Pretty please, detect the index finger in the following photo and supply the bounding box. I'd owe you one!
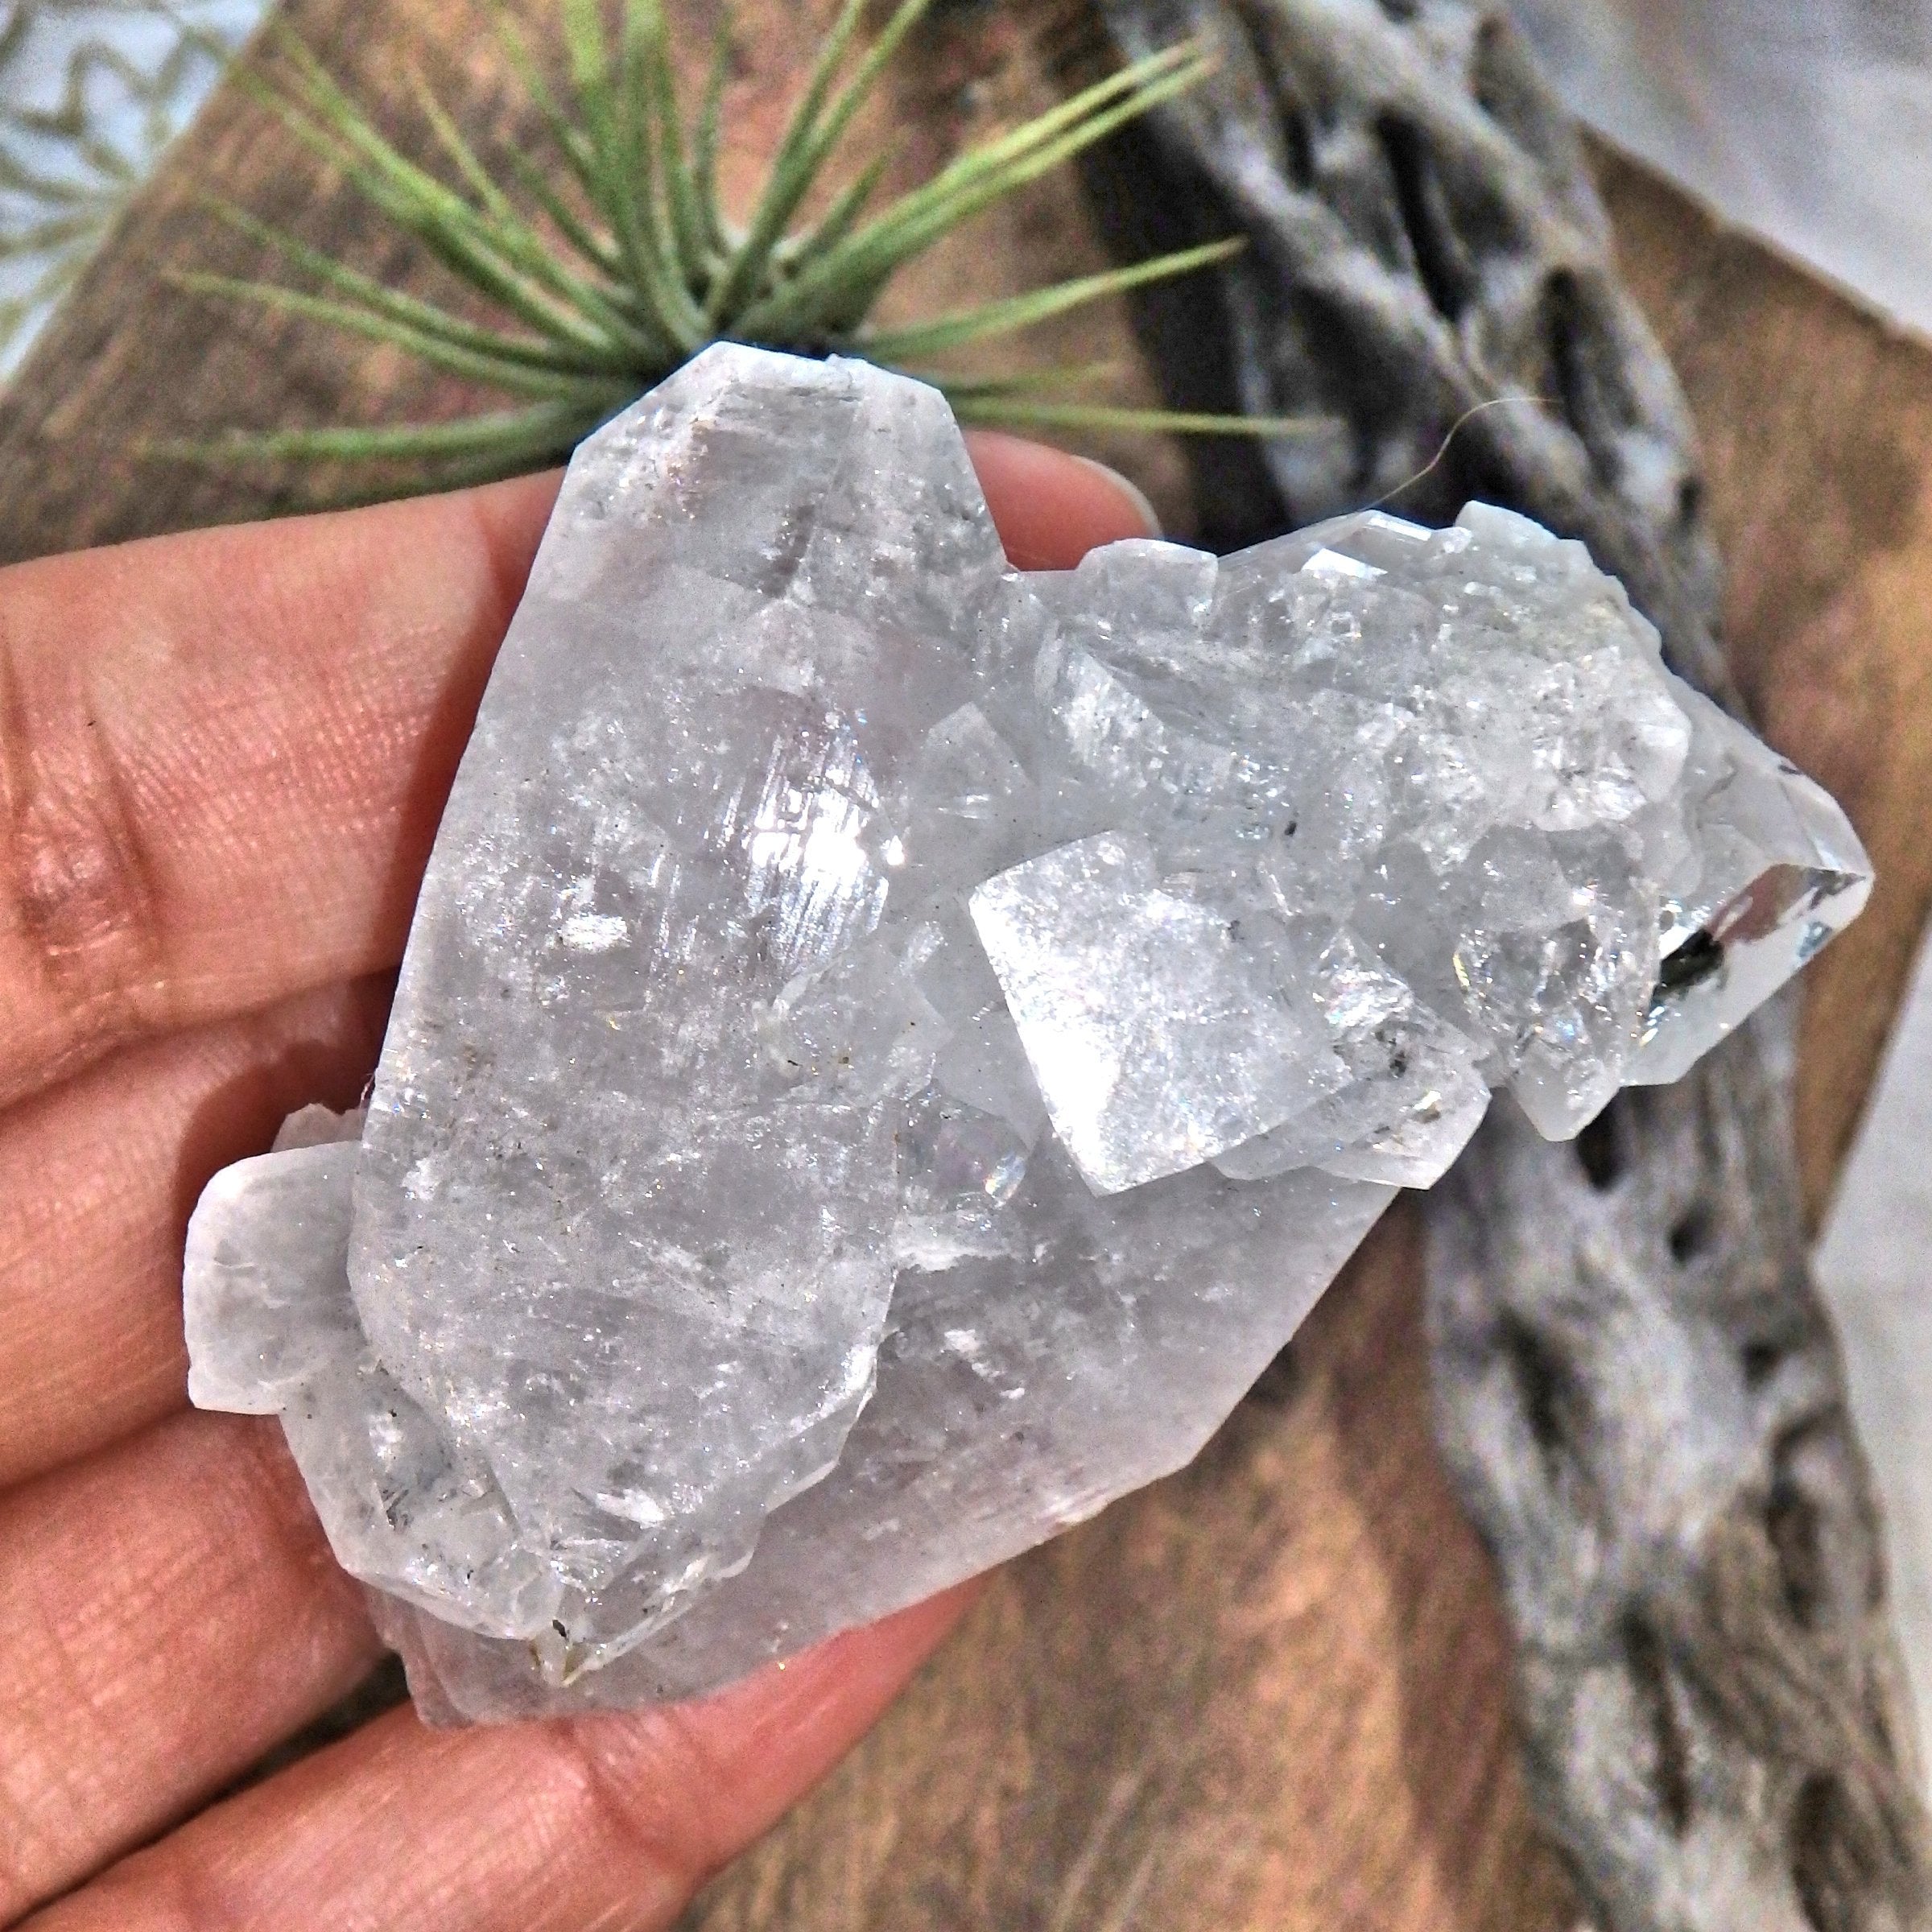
[0,470,556,1110]
[29,1581,980,1932]
[0,436,1154,1111]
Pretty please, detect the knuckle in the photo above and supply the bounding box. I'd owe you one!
[0,615,163,1048]
[553,1711,720,1895]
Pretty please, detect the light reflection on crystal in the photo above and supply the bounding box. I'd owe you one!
[740,720,889,974]
[1628,686,1872,1084]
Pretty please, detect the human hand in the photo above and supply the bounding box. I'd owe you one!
[0,433,1154,1930]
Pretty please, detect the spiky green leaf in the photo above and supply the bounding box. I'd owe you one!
[176,10,1304,491]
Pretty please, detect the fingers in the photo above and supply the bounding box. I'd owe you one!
[0,431,1154,1484]
[964,432,1162,568]
[0,441,1155,1113]
[27,1585,976,1932]
[0,472,559,1112]
[0,977,389,1488]
[0,1413,381,1922]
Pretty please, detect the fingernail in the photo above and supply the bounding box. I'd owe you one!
[1073,455,1163,538]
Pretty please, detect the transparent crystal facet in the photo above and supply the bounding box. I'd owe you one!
[181,346,1869,1721]
[1627,683,1872,1085]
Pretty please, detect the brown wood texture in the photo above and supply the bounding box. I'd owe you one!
[2,6,1928,1929]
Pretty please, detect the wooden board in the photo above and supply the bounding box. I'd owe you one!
[0,0,1193,554]
[3,6,1929,1927]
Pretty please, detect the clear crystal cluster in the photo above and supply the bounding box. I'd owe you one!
[183,345,1868,1722]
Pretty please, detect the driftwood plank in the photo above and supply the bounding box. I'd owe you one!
[2,4,1928,1927]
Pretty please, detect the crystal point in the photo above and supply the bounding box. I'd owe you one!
[1627,683,1872,1084]
[183,345,1869,1720]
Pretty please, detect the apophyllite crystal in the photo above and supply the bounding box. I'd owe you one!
[183,345,1869,1722]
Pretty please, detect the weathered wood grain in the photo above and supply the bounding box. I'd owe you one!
[3,4,1928,1927]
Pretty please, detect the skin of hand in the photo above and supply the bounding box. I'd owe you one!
[0,432,1156,1931]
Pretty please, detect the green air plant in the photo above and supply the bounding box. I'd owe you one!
[170,0,1305,489]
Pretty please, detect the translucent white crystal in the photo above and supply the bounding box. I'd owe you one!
[194,1133,1392,1717]
[1626,683,1872,1085]
[182,345,1869,1719]
[184,1138,360,1417]
[968,831,1341,1192]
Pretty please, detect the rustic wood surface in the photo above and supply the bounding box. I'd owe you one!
[0,0,1192,554]
[2,4,1928,1927]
